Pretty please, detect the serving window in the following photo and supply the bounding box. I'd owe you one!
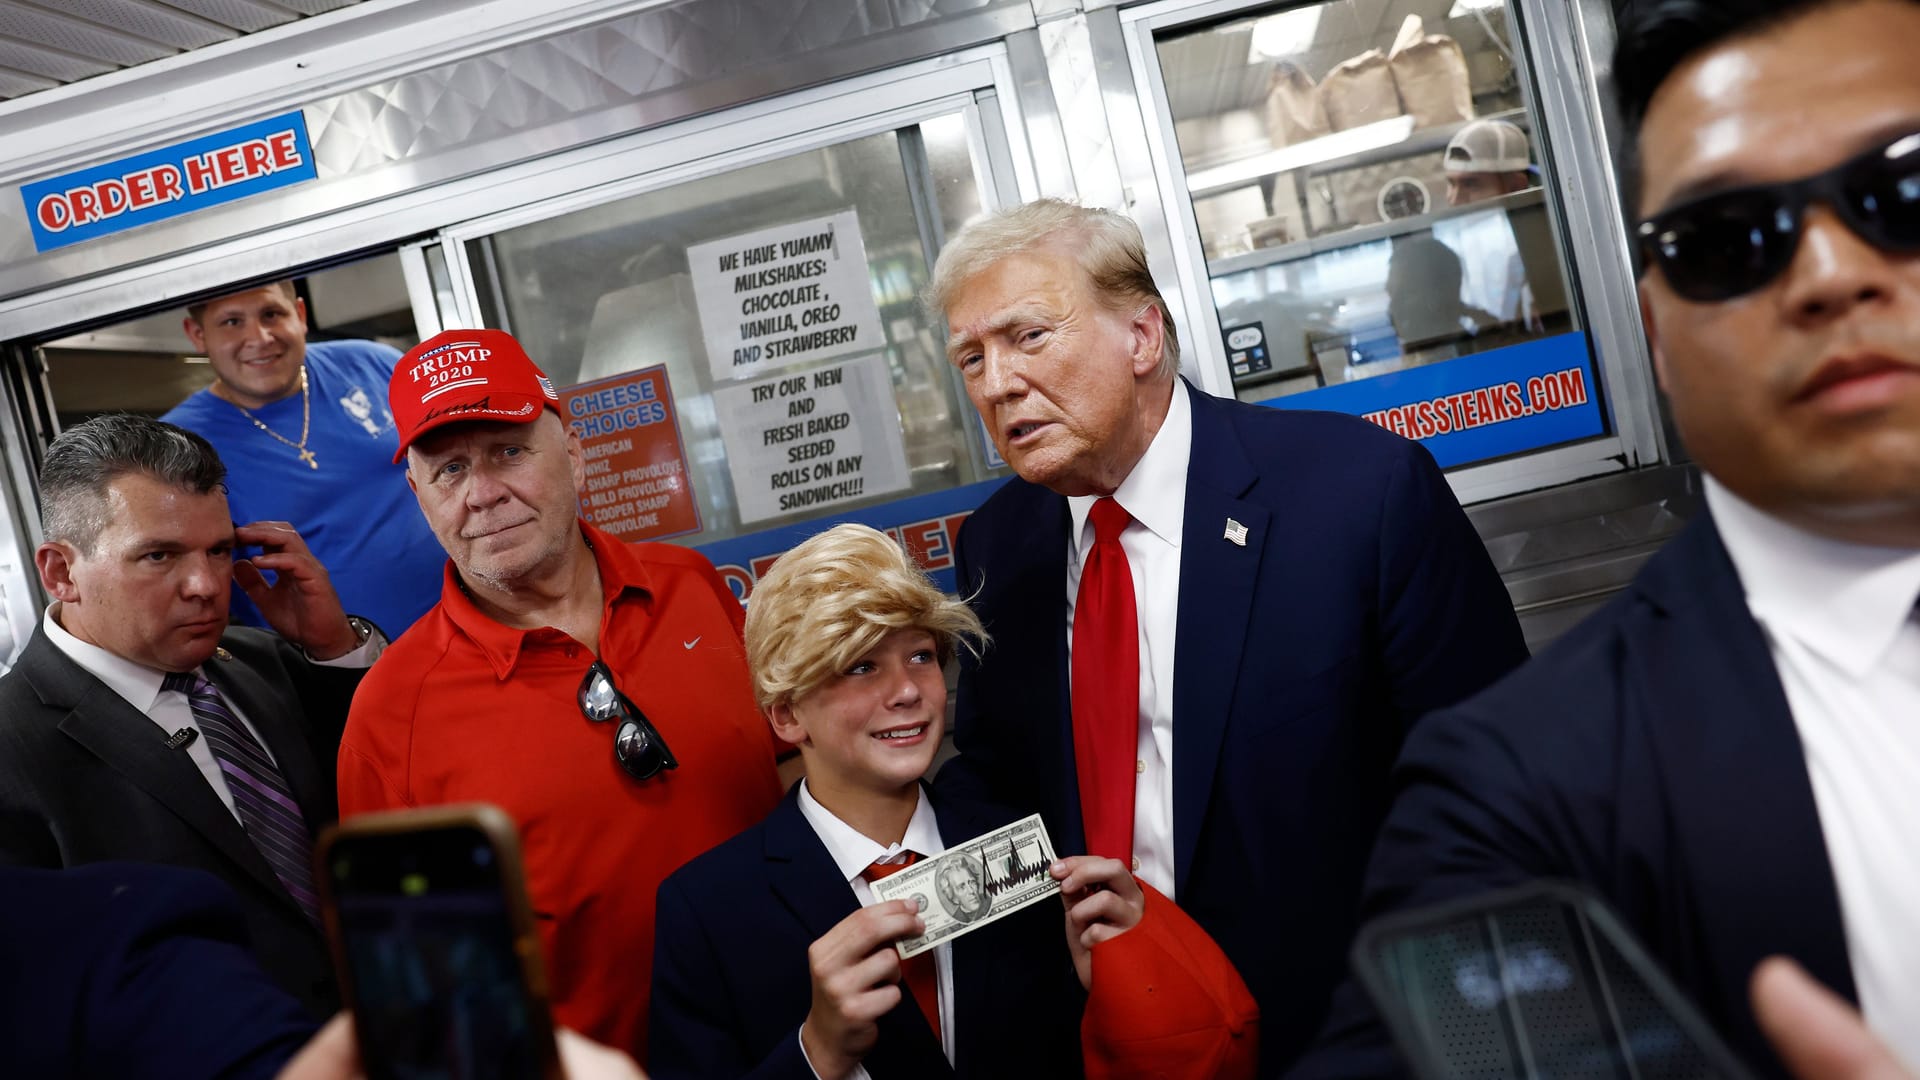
[439,60,1024,598]
[1139,0,1612,471]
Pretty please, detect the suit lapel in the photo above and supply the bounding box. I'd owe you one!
[22,632,292,905]
[204,647,329,829]
[984,486,1079,851]
[1629,516,1856,1019]
[1171,388,1267,895]
[763,790,954,1078]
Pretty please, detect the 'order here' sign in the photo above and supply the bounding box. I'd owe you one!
[21,111,318,253]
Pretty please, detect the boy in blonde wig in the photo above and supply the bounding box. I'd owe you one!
[650,524,1257,1080]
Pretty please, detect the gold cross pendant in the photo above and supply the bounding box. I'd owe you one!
[298,449,318,469]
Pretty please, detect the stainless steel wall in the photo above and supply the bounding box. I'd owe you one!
[0,0,1034,309]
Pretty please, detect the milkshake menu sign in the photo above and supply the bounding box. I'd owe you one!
[687,209,887,383]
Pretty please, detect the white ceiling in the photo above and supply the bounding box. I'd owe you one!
[0,0,369,100]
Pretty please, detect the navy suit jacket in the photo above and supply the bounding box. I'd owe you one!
[1292,511,1853,1079]
[0,861,317,1079]
[940,386,1529,1072]
[648,785,1083,1079]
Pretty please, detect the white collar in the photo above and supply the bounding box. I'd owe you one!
[1705,477,1920,678]
[797,779,946,886]
[1068,379,1191,558]
[42,602,182,712]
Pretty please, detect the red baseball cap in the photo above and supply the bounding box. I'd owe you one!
[389,328,561,463]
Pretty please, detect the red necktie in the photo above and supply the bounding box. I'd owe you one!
[1072,497,1138,864]
[862,852,941,1041]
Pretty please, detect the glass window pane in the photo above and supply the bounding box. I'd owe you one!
[472,119,995,553]
[1155,1,1608,469]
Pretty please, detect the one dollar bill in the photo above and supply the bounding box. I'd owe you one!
[868,813,1060,958]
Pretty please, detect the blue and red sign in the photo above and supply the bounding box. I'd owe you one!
[562,367,703,543]
[695,332,1607,601]
[697,478,1008,603]
[22,111,317,252]
[1265,332,1608,468]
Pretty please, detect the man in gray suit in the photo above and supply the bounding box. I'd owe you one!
[0,414,384,1017]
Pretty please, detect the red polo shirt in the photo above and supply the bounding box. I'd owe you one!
[338,520,783,1058]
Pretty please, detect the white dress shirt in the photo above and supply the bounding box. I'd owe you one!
[1065,379,1191,899]
[1707,478,1920,1066]
[796,781,955,1077]
[43,603,382,823]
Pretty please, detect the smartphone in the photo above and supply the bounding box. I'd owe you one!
[315,804,562,1080]
[1350,880,1758,1080]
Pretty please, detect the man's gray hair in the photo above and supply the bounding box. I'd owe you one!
[40,414,226,554]
[925,199,1181,381]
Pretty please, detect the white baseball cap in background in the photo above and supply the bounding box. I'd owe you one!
[1445,119,1534,174]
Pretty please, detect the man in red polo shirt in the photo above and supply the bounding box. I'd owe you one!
[338,328,784,1059]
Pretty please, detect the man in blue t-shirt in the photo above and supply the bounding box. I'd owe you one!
[164,281,445,639]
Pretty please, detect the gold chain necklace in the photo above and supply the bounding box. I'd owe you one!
[235,366,317,470]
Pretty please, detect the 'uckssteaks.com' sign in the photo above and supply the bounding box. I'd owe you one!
[687,209,887,383]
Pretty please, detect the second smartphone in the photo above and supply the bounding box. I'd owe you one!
[315,804,563,1080]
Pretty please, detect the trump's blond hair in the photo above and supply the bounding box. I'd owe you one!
[744,523,987,711]
[925,198,1181,380]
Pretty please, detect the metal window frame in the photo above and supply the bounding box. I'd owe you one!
[424,51,1030,544]
[433,49,1032,320]
[396,241,443,341]
[1105,0,1663,503]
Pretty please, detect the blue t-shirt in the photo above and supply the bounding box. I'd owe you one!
[163,339,446,639]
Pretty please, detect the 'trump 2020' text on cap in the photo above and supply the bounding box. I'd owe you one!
[389,328,561,463]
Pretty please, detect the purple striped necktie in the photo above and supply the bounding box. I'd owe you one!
[163,670,320,924]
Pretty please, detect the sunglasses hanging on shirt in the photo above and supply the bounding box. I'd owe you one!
[577,660,679,781]
[1636,130,1920,302]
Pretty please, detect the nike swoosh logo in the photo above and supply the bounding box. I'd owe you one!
[683,637,701,649]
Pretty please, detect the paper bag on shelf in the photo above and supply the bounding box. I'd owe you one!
[1387,14,1475,130]
[1263,61,1330,149]
[1318,49,1404,132]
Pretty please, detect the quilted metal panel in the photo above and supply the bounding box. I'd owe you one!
[303,0,1019,177]
[0,3,175,65]
[0,68,58,99]
[275,0,376,12]
[0,36,116,81]
[158,0,301,34]
[44,0,237,49]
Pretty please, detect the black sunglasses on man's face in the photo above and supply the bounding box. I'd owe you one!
[1636,130,1920,303]
[577,660,678,781]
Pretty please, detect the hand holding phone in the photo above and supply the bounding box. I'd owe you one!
[1752,958,1914,1080]
[1350,881,1757,1080]
[315,805,563,1080]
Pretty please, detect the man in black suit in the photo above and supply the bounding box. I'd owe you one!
[927,200,1527,1074]
[1294,1,1920,1075]
[0,414,383,1016]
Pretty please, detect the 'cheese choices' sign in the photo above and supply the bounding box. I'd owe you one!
[22,111,318,252]
[562,367,703,542]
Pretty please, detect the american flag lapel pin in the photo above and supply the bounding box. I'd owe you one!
[1224,518,1248,547]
